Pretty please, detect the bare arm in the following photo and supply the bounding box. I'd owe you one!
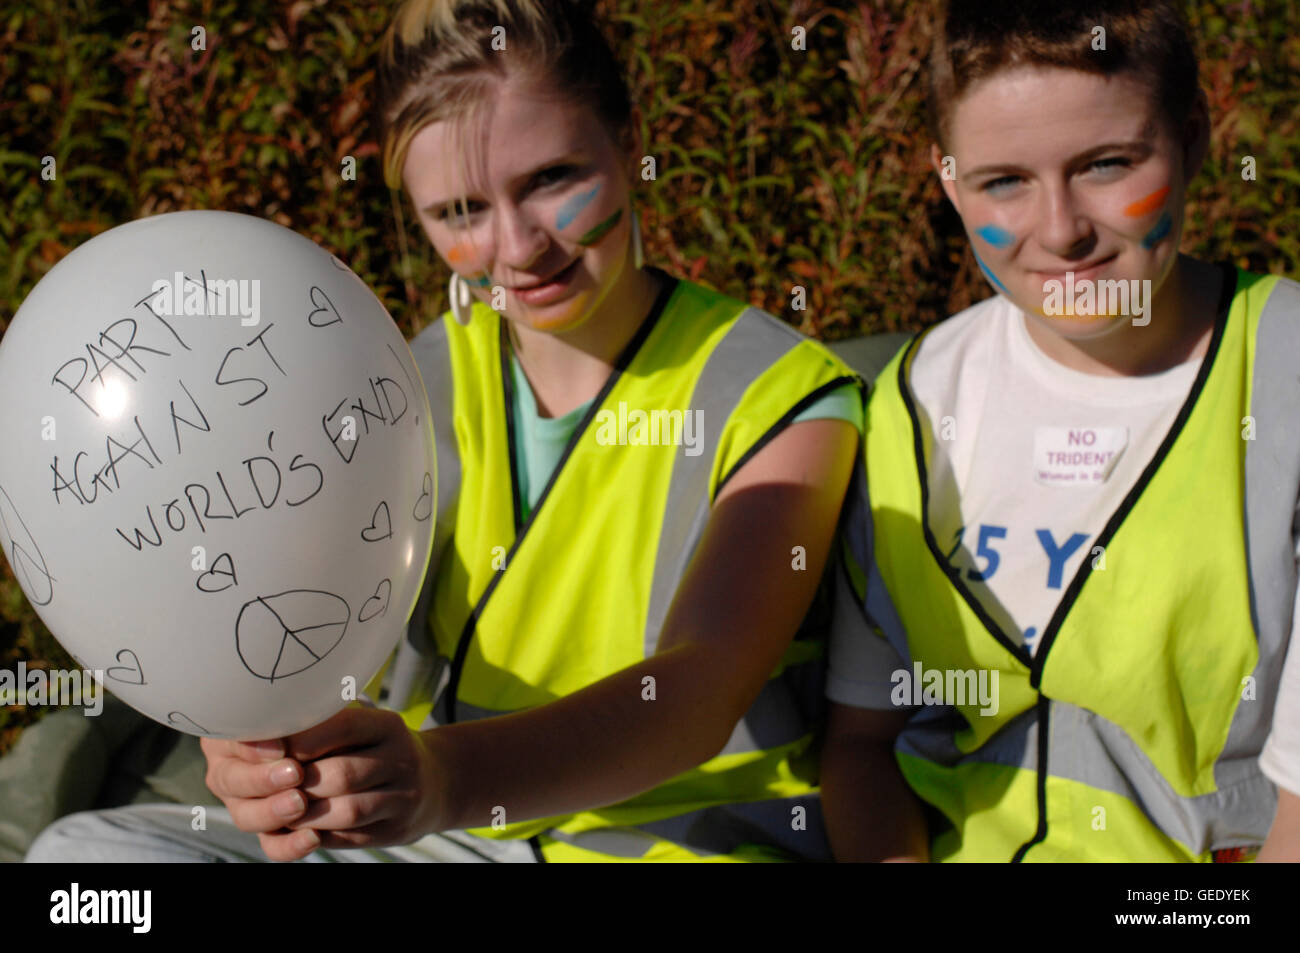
[821,701,929,862]
[1257,784,1300,862]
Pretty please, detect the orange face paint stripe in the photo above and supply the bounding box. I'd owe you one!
[1124,186,1170,218]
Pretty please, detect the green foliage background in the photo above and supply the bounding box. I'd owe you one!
[1,0,1298,753]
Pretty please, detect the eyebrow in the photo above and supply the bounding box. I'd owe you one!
[420,151,587,218]
[961,140,1153,182]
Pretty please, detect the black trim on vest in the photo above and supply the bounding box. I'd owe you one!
[714,374,863,499]
[897,336,1031,663]
[499,320,524,534]
[528,834,547,863]
[442,266,680,724]
[1011,694,1052,862]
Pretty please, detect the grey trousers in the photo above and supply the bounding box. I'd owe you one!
[23,804,538,863]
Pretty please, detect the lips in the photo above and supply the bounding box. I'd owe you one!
[1035,254,1117,282]
[512,260,578,290]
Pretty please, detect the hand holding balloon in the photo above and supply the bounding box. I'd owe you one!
[201,706,447,861]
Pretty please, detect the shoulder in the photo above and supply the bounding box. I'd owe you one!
[667,273,816,355]
[912,293,1008,373]
[1241,269,1300,316]
[898,293,1010,415]
[652,271,859,400]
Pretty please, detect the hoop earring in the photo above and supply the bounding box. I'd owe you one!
[449,272,473,325]
[631,209,644,270]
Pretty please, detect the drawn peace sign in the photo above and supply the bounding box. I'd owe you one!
[235,589,350,684]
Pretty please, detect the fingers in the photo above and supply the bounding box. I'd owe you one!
[255,791,412,860]
[258,828,321,863]
[203,745,313,834]
[200,735,286,764]
[223,785,316,835]
[285,707,394,761]
[286,790,400,832]
[258,821,412,861]
[207,751,305,802]
[297,750,392,799]
[209,709,430,853]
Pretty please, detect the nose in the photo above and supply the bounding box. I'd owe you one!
[1034,178,1095,260]
[493,201,550,275]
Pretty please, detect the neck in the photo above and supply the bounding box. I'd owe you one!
[1022,255,1223,377]
[507,262,665,417]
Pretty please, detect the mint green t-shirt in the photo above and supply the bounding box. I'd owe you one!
[509,353,862,521]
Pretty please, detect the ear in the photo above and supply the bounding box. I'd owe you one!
[1181,89,1211,183]
[930,142,960,213]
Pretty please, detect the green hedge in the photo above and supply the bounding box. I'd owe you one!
[2,0,1298,753]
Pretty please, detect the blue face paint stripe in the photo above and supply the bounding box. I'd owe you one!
[556,185,601,231]
[1140,211,1173,250]
[466,275,491,288]
[974,250,1010,295]
[976,224,1015,248]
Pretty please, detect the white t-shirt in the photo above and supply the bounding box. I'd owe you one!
[912,295,1200,654]
[829,292,1300,798]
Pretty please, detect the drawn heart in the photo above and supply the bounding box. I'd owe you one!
[105,649,146,685]
[307,285,342,327]
[197,552,238,593]
[362,501,392,542]
[358,579,392,623]
[413,472,433,522]
[167,711,209,735]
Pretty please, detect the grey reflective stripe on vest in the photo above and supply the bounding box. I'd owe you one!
[384,317,461,713]
[641,305,805,656]
[831,333,916,675]
[1229,277,1300,771]
[641,306,827,758]
[544,792,829,860]
[836,454,915,674]
[899,699,1276,855]
[1054,702,1275,853]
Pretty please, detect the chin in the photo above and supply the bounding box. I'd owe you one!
[1024,309,1131,342]
[512,296,592,333]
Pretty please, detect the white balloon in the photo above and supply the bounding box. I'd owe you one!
[0,211,436,740]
